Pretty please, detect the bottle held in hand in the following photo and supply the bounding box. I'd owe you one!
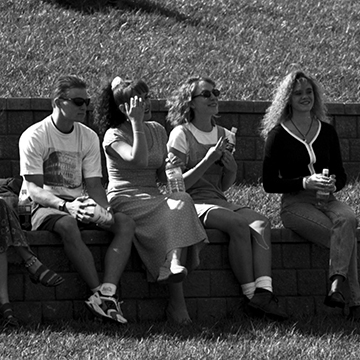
[165,157,185,194]
[18,188,32,230]
[83,198,114,228]
[315,168,330,210]
[217,126,238,166]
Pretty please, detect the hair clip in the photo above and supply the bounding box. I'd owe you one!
[111,76,123,90]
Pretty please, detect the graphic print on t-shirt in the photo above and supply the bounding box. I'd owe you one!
[43,149,82,189]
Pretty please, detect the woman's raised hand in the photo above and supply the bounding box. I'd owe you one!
[124,95,145,124]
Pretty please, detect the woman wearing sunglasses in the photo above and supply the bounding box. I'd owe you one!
[166,76,287,321]
[94,77,208,324]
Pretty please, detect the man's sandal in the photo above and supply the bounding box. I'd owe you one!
[0,303,20,328]
[25,256,64,287]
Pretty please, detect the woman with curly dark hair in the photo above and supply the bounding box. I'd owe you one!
[94,76,208,324]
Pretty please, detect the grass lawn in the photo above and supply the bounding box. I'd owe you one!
[1,315,360,359]
[2,0,360,358]
[1,0,360,102]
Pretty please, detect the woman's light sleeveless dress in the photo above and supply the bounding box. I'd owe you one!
[103,121,208,281]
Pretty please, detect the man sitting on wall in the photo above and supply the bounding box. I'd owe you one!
[19,75,135,324]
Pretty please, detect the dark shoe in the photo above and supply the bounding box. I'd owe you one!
[0,303,20,328]
[248,289,288,321]
[348,306,360,321]
[324,291,346,309]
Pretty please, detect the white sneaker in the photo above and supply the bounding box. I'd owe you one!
[85,291,127,324]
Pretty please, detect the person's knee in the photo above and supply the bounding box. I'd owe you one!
[229,216,249,238]
[53,216,81,241]
[112,212,135,237]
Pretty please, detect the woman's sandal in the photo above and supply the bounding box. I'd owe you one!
[0,303,20,328]
[25,256,64,287]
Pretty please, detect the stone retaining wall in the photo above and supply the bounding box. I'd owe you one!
[8,228,350,324]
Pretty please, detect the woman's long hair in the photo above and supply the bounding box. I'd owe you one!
[260,70,329,140]
[166,76,217,127]
[94,77,149,136]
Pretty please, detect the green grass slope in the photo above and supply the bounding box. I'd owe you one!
[1,0,359,101]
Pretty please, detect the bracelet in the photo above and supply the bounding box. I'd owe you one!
[24,255,37,268]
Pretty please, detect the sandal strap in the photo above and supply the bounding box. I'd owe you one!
[0,303,13,315]
[31,264,64,287]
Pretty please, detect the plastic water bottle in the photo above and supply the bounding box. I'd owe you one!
[165,161,185,193]
[315,168,330,210]
[18,189,32,230]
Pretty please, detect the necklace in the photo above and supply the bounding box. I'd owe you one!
[290,116,313,143]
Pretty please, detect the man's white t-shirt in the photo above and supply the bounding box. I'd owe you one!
[19,116,102,200]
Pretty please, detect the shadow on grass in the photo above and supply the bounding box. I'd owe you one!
[41,0,224,32]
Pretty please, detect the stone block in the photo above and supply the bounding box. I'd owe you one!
[56,273,88,300]
[0,135,19,159]
[7,98,31,110]
[271,244,282,269]
[43,301,73,322]
[7,111,34,134]
[0,160,12,178]
[183,270,211,297]
[198,244,223,270]
[30,98,52,110]
[327,103,345,115]
[334,115,357,138]
[311,245,329,269]
[286,296,315,317]
[237,138,256,160]
[14,301,42,323]
[349,139,360,161]
[120,298,137,322]
[137,299,167,321]
[0,110,7,134]
[37,245,71,272]
[340,139,350,161]
[210,270,240,297]
[8,274,24,301]
[25,276,57,301]
[121,271,150,299]
[238,113,262,136]
[243,161,262,183]
[344,103,360,115]
[282,243,311,268]
[272,269,297,296]
[256,137,265,160]
[297,269,327,296]
[196,298,227,322]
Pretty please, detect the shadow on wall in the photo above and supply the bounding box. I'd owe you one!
[41,0,224,31]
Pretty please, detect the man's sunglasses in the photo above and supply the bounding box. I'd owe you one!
[59,97,91,106]
[192,89,220,99]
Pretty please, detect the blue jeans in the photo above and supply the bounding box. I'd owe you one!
[280,190,360,307]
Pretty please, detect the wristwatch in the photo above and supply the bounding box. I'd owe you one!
[58,200,67,212]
